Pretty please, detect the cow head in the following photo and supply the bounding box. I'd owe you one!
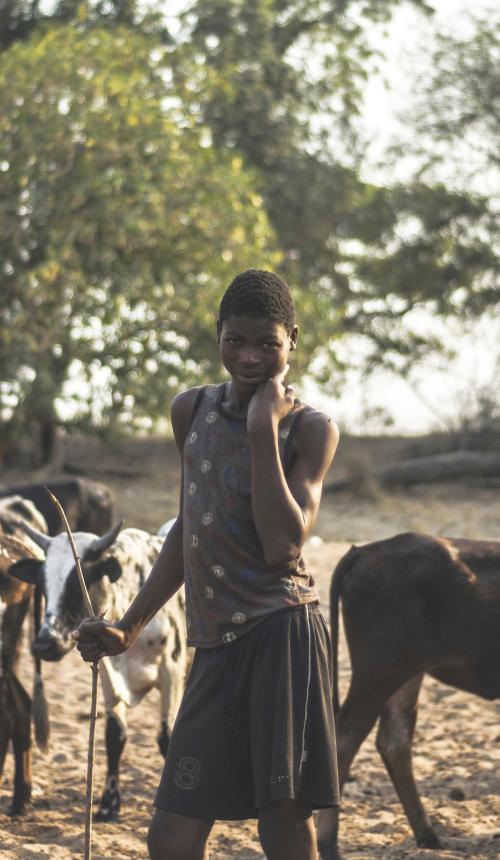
[9,520,124,661]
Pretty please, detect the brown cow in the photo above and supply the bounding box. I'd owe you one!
[0,497,49,815]
[0,478,115,536]
[316,532,500,860]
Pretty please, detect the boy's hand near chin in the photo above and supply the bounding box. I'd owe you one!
[247,364,295,433]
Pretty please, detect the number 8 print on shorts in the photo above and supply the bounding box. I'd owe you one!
[174,757,202,790]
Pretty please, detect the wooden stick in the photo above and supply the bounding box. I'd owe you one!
[46,490,93,616]
[46,488,97,860]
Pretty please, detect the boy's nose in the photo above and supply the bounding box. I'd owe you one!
[240,349,260,366]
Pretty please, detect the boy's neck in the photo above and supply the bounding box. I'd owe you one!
[223,381,254,417]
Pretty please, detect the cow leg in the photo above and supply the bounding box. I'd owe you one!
[1,600,33,817]
[0,600,9,783]
[157,716,169,759]
[95,701,127,822]
[8,675,32,816]
[0,678,12,783]
[157,643,186,758]
[376,674,440,849]
[0,597,11,786]
[317,673,410,860]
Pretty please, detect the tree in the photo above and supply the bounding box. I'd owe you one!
[3,2,497,452]
[170,2,498,384]
[346,181,498,371]
[0,25,277,460]
[0,0,169,50]
[396,9,499,184]
[350,9,499,371]
[169,0,442,377]
[0,1,42,49]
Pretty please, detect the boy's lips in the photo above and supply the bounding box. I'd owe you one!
[236,372,263,384]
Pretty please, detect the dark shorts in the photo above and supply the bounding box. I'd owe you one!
[155,603,340,820]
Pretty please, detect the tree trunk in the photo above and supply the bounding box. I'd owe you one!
[1,359,67,468]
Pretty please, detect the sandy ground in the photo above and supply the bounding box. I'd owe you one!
[1,435,500,859]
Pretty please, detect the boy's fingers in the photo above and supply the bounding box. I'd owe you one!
[272,364,290,386]
[75,636,106,659]
[71,618,105,641]
[79,648,103,663]
[77,642,100,656]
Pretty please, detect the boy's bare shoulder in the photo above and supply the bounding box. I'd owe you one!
[171,386,204,416]
[295,406,339,464]
[171,386,206,444]
[298,405,339,438]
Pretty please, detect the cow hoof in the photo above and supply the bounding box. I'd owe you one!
[94,807,120,822]
[417,829,442,849]
[157,722,170,758]
[96,783,120,822]
[7,801,30,817]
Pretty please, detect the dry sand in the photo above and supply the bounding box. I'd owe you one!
[1,437,499,858]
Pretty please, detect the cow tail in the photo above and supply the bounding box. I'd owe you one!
[32,583,50,751]
[329,546,356,715]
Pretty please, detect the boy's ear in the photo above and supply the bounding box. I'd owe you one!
[289,325,299,351]
[216,319,221,343]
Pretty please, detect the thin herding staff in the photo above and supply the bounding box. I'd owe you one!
[46,488,99,860]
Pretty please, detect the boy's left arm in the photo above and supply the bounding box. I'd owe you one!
[248,369,339,568]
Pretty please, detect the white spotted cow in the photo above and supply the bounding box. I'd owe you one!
[9,520,188,821]
[157,518,177,537]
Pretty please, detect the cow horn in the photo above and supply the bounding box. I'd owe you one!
[87,519,124,556]
[20,521,53,552]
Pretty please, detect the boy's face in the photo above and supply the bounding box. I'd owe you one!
[217,315,298,391]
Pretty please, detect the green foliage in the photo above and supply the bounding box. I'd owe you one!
[0,0,170,50]
[355,9,500,370]
[398,10,500,182]
[0,25,277,436]
[176,1,498,373]
[172,0,409,374]
[0,1,41,49]
[1,1,497,448]
[354,183,498,313]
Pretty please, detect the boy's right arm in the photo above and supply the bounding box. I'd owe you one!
[72,388,201,663]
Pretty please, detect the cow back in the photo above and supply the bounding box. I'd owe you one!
[0,479,115,536]
[87,528,165,621]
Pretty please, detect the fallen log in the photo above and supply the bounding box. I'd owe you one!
[327,450,500,491]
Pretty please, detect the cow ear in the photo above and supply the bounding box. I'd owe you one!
[9,558,43,585]
[87,557,123,584]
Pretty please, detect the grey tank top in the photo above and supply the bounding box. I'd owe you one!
[182,383,319,647]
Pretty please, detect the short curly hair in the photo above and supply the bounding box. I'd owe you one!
[218,269,296,334]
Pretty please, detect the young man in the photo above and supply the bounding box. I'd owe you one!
[73,269,340,860]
